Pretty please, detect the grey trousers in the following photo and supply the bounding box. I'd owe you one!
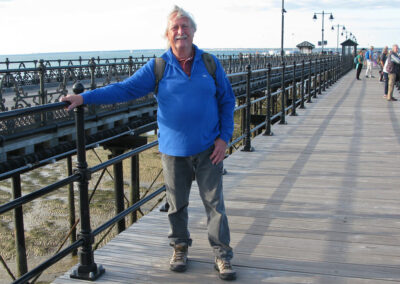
[162,146,233,260]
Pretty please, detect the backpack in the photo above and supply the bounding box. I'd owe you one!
[386,52,400,74]
[354,56,358,65]
[154,53,217,95]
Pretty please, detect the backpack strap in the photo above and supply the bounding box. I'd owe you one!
[154,57,166,95]
[154,53,217,95]
[201,53,217,84]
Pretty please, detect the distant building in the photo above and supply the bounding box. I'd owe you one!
[340,39,358,57]
[296,41,315,54]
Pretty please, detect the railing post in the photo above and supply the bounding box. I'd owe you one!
[328,57,332,87]
[280,62,287,124]
[130,155,140,224]
[300,60,305,109]
[322,58,326,92]
[67,156,77,256]
[291,61,297,116]
[70,82,105,280]
[242,65,254,152]
[38,59,48,123]
[128,56,134,76]
[318,59,322,95]
[12,174,28,277]
[89,58,97,91]
[78,56,83,80]
[313,59,318,98]
[263,63,273,136]
[336,56,339,82]
[109,149,126,233]
[307,59,312,103]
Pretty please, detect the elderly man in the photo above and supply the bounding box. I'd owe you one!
[365,46,375,78]
[61,5,236,281]
[385,44,400,101]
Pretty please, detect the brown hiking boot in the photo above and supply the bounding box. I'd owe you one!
[215,257,236,281]
[169,243,188,272]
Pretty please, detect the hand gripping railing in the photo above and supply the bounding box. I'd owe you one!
[0,82,166,283]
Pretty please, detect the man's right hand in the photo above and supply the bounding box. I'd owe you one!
[60,94,83,111]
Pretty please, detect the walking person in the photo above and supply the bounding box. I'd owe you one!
[365,46,374,78]
[356,50,364,80]
[381,46,390,98]
[379,46,388,82]
[60,5,237,281]
[384,44,400,101]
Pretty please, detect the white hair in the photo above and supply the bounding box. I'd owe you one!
[165,5,197,38]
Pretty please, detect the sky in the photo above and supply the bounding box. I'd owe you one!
[1,0,400,55]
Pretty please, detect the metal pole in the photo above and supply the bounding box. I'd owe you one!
[242,65,254,152]
[70,82,104,280]
[12,174,28,277]
[319,59,322,94]
[128,56,133,76]
[313,59,318,99]
[67,156,77,256]
[336,26,339,53]
[321,11,325,53]
[291,61,297,116]
[110,149,126,233]
[263,63,273,136]
[130,155,140,224]
[300,60,305,109]
[281,0,285,57]
[280,62,287,124]
[38,59,48,124]
[307,59,313,103]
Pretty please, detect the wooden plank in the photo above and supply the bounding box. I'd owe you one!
[53,72,400,283]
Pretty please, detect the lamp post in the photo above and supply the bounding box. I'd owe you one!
[331,24,345,53]
[281,0,287,57]
[313,11,334,53]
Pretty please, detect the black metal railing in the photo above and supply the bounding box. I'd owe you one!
[0,54,353,284]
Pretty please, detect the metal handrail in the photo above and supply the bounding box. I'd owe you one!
[0,54,353,284]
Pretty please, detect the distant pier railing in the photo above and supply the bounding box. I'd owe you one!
[1,53,333,111]
[0,53,353,284]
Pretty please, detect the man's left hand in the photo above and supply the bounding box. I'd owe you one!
[210,138,227,165]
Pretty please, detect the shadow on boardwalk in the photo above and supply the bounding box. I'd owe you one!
[54,71,400,283]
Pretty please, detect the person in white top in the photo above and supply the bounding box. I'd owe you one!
[365,46,374,78]
[384,44,400,101]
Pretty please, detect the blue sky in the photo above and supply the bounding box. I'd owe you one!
[1,0,399,55]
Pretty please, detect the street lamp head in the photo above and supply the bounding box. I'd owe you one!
[313,13,317,20]
[329,14,334,20]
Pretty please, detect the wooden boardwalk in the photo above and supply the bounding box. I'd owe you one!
[54,71,400,284]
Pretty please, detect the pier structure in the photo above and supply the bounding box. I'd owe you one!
[53,65,400,283]
[0,53,380,283]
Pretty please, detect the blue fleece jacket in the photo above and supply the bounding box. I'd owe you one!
[82,45,235,157]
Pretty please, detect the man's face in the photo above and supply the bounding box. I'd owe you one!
[167,14,194,55]
[394,45,399,53]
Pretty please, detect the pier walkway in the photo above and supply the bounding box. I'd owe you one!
[54,70,400,283]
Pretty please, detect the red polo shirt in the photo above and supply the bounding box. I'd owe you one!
[178,52,194,76]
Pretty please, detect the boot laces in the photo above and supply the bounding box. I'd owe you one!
[173,249,186,261]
